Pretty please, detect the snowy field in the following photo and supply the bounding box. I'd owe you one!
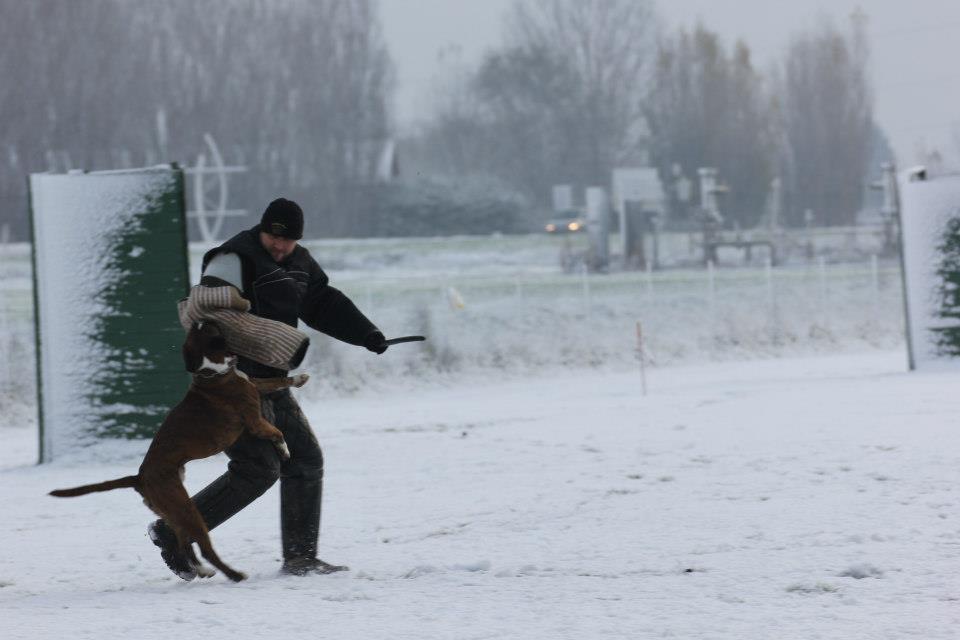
[0,231,944,638]
[2,349,959,639]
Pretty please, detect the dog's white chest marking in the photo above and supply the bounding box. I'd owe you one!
[200,356,231,375]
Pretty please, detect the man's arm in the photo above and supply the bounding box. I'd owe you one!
[299,258,386,352]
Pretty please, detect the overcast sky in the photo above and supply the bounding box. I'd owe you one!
[380,0,960,168]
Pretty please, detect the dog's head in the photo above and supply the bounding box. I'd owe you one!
[182,321,235,374]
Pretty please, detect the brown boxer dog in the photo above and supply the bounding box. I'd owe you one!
[50,321,308,582]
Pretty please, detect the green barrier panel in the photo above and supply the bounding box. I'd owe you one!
[28,166,190,461]
[899,172,960,371]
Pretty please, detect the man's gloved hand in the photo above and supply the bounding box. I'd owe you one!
[364,331,388,355]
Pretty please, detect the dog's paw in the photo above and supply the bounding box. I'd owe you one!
[195,563,216,579]
[291,373,309,387]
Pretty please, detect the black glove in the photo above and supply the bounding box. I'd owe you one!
[364,331,388,355]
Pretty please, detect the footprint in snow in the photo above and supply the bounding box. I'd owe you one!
[402,560,491,579]
[786,582,839,594]
[837,563,883,579]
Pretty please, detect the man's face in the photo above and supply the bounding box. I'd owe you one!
[259,231,298,263]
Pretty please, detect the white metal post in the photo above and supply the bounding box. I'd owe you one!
[707,260,716,340]
[818,256,827,326]
[645,259,653,297]
[0,229,8,394]
[765,254,774,309]
[581,262,591,315]
[765,254,776,342]
[636,321,648,396]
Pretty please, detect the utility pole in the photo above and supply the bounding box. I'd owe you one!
[879,162,900,255]
[699,168,726,265]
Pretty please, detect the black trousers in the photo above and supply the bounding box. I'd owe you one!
[189,388,325,560]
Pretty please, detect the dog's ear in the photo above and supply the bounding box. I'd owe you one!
[182,329,203,373]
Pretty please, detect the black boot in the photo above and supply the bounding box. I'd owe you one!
[147,520,197,581]
[281,557,348,576]
[279,476,347,576]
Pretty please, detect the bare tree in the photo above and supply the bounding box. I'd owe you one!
[645,25,776,227]
[504,0,657,191]
[412,51,494,178]
[470,45,579,201]
[776,14,873,227]
[405,0,656,208]
[0,0,394,239]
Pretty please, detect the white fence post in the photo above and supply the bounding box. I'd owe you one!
[817,256,827,327]
[765,255,774,309]
[765,255,775,339]
[581,263,592,315]
[707,260,717,339]
[0,229,8,395]
[636,321,648,396]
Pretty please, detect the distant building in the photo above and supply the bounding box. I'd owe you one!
[611,167,666,220]
[611,167,667,268]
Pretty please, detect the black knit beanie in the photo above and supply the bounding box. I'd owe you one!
[260,198,304,239]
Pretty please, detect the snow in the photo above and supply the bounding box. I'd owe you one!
[2,350,958,639]
[0,214,947,637]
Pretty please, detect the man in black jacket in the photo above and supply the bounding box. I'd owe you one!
[149,198,388,579]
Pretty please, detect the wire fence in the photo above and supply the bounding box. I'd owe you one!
[0,237,906,413]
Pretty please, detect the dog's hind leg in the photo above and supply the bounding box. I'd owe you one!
[172,507,245,582]
[190,529,246,583]
[182,543,214,579]
[149,479,246,582]
[171,494,247,582]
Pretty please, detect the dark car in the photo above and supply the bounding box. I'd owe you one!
[544,210,587,234]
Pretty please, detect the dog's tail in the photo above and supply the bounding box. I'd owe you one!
[49,475,139,497]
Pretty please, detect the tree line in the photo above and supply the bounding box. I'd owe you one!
[0,0,392,240]
[405,0,892,230]
[1,0,892,240]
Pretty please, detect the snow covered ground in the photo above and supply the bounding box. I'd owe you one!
[2,349,958,639]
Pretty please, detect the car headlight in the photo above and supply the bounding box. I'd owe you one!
[546,223,557,232]
[567,221,581,231]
